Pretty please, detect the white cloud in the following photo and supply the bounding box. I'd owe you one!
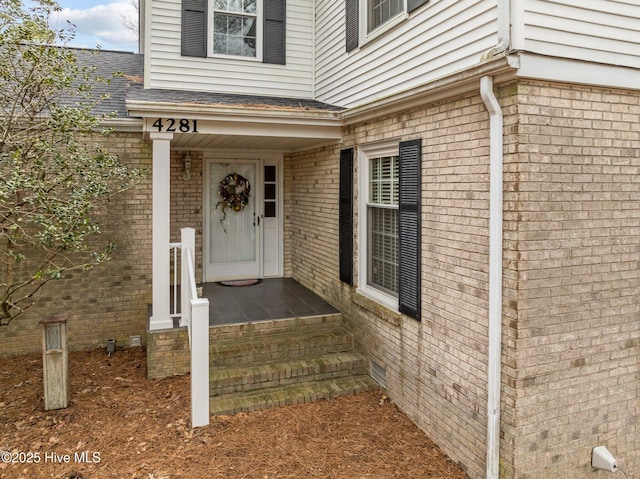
[51,2,138,51]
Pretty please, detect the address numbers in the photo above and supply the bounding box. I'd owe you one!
[152,118,198,133]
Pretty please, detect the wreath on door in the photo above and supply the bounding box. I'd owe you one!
[216,173,251,232]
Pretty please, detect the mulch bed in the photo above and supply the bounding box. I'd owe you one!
[0,348,469,479]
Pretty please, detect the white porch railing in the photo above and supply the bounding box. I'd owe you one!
[171,227,210,428]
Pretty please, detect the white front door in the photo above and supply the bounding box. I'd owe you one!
[206,159,260,282]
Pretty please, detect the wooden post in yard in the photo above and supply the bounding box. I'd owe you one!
[40,316,69,410]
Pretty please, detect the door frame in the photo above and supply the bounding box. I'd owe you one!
[203,151,284,282]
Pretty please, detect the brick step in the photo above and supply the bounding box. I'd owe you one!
[210,326,354,366]
[210,351,367,396]
[210,375,379,416]
[209,313,344,341]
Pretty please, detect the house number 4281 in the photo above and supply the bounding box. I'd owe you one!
[152,118,198,133]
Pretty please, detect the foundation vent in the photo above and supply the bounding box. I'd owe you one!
[370,360,387,388]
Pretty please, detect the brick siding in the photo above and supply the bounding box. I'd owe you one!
[286,80,639,479]
[170,151,204,280]
[0,132,152,357]
[505,81,640,478]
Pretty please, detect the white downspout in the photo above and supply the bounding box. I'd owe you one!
[481,75,503,479]
[481,2,510,477]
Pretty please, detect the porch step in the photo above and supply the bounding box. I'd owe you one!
[209,326,355,366]
[210,375,379,416]
[208,313,344,341]
[210,351,367,396]
[208,314,379,416]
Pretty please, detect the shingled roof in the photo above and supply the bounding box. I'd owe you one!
[72,48,143,119]
[126,84,344,112]
[71,48,343,118]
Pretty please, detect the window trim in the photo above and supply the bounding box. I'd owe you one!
[208,0,264,60]
[357,140,400,312]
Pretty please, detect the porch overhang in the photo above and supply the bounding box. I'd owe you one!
[126,88,344,152]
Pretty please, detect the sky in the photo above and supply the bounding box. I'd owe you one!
[49,0,139,53]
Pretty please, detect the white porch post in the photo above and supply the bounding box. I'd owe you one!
[191,297,210,427]
[149,132,174,331]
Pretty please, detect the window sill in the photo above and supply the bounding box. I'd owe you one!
[208,53,261,62]
[353,289,402,327]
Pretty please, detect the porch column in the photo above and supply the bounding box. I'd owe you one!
[149,132,174,331]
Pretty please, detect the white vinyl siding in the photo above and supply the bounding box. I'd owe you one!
[146,0,314,98]
[512,0,640,69]
[315,0,497,108]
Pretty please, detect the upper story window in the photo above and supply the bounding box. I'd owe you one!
[345,0,429,51]
[368,0,403,33]
[181,0,286,65]
[213,0,258,57]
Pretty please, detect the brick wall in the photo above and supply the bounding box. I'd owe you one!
[170,151,204,280]
[287,91,499,479]
[284,146,342,301]
[0,132,153,357]
[146,328,190,379]
[505,81,640,478]
[286,80,640,479]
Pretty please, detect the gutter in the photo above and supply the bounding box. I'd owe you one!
[100,117,144,132]
[342,56,516,125]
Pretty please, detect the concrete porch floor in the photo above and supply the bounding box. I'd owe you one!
[191,278,339,326]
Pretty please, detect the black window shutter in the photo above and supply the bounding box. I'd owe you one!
[264,0,286,64]
[398,139,421,320]
[345,0,358,52]
[339,148,354,285]
[182,0,207,57]
[408,0,429,13]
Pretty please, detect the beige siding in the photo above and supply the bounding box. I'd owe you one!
[146,0,315,98]
[315,0,497,107]
[512,0,640,68]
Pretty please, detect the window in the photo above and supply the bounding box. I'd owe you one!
[349,140,421,320]
[357,142,400,309]
[367,0,403,33]
[368,155,399,295]
[181,0,285,64]
[213,0,258,57]
[345,0,429,51]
